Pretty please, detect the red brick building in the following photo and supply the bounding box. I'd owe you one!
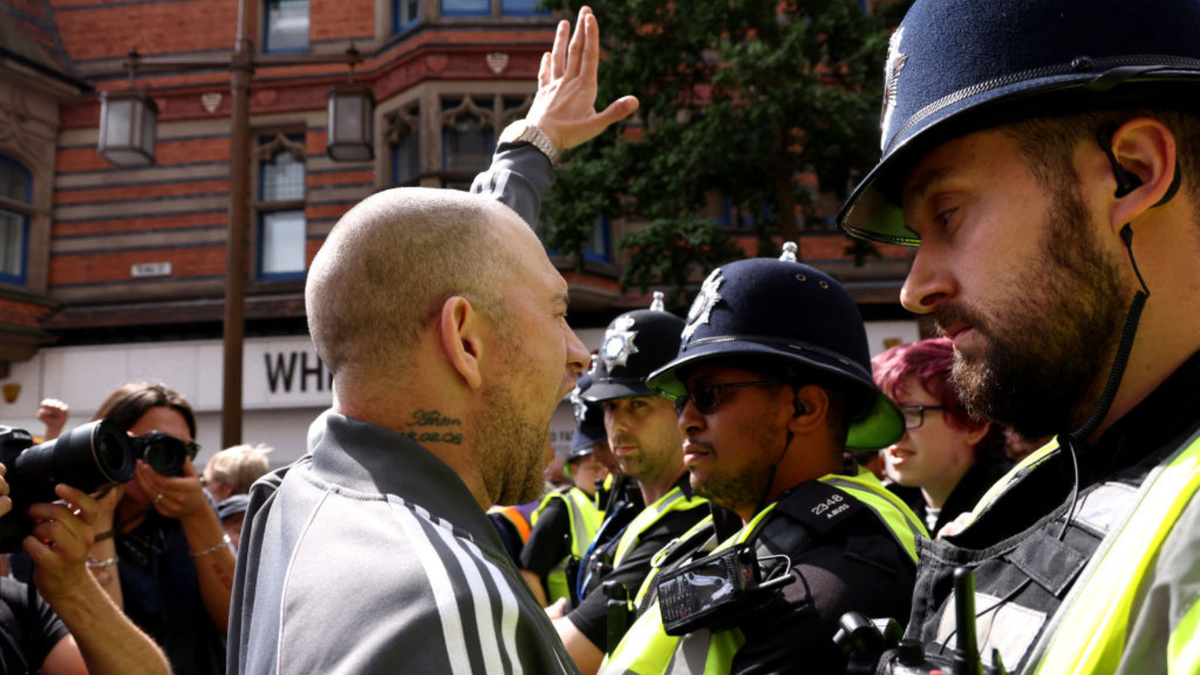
[0,0,918,462]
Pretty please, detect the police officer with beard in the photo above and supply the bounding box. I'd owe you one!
[837,0,1200,671]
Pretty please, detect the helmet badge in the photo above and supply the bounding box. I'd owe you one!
[602,316,639,369]
[682,268,725,344]
[570,385,588,423]
[881,26,908,144]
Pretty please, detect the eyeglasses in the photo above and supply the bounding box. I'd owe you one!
[674,380,786,416]
[898,404,949,430]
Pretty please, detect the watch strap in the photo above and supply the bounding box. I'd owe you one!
[504,121,560,165]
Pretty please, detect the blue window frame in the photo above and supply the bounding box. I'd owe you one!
[257,136,307,279]
[265,0,310,53]
[394,0,420,32]
[501,0,549,15]
[544,215,612,263]
[0,155,31,285]
[583,215,612,263]
[714,197,771,230]
[441,0,489,16]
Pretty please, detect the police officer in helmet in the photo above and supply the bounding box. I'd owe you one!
[549,295,715,675]
[600,246,925,674]
[839,0,1200,671]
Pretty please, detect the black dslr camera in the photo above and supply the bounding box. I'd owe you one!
[0,420,136,552]
[130,431,199,477]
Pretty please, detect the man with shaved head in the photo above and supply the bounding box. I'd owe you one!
[227,8,637,673]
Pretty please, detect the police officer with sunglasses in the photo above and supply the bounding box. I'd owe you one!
[598,246,927,675]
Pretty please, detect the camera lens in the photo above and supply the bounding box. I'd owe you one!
[10,419,136,505]
[141,432,188,477]
[93,421,135,481]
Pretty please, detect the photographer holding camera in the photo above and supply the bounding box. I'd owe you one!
[0,454,170,674]
[86,382,231,675]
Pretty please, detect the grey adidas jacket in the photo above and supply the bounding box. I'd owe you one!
[227,413,578,674]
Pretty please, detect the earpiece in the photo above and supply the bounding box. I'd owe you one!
[1096,125,1181,206]
[793,398,807,418]
[1097,126,1143,197]
[1112,167,1143,198]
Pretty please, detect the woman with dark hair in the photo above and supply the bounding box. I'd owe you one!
[86,382,230,675]
[872,339,1013,537]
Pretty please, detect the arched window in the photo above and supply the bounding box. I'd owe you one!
[441,97,496,175]
[440,94,531,190]
[256,134,308,279]
[387,104,421,185]
[0,155,32,285]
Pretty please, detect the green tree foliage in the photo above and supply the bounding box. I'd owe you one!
[541,0,911,294]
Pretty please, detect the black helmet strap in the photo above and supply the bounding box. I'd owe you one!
[751,385,801,519]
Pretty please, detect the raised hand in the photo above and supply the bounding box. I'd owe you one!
[527,6,639,151]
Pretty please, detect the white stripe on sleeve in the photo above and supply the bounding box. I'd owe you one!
[434,526,511,675]
[456,536,524,675]
[388,495,474,674]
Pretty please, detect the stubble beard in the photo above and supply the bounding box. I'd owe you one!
[943,181,1126,440]
[691,458,768,516]
[690,413,782,516]
[477,332,552,506]
[615,440,668,489]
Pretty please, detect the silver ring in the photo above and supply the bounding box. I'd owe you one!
[154,493,164,505]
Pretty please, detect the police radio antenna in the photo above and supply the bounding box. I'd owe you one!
[952,568,985,675]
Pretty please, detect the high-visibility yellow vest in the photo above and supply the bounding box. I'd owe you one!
[580,482,710,604]
[1020,431,1200,674]
[610,486,709,569]
[959,436,1061,529]
[530,487,603,603]
[600,469,926,675]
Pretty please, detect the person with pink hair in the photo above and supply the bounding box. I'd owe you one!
[872,338,1011,536]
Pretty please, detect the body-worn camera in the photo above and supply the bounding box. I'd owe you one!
[0,420,136,552]
[131,430,199,476]
[657,543,795,636]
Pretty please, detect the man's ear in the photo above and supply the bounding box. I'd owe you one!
[786,384,830,435]
[438,296,485,390]
[1105,118,1178,229]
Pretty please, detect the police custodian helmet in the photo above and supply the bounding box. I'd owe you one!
[583,293,686,403]
[837,0,1200,245]
[569,371,607,460]
[647,245,904,452]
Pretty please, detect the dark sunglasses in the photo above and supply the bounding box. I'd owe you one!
[674,380,787,416]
